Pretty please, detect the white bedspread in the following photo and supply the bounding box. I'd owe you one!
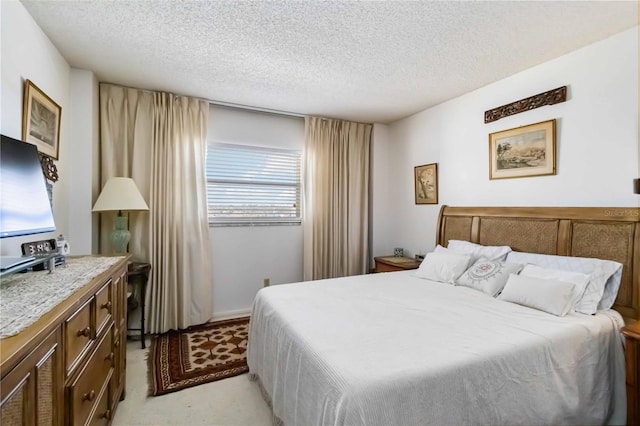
[247,271,627,426]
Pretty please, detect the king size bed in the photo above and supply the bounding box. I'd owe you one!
[247,206,640,425]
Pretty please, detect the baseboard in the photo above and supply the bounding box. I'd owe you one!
[210,308,251,322]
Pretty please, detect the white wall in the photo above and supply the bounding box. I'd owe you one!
[373,27,639,260]
[0,0,71,256]
[208,106,305,318]
[68,69,99,254]
[371,123,392,263]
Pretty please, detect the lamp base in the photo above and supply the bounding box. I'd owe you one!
[111,215,130,254]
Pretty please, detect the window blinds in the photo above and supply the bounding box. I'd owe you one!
[206,143,301,225]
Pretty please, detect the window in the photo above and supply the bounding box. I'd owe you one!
[206,143,301,226]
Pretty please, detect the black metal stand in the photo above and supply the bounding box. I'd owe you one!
[127,262,151,349]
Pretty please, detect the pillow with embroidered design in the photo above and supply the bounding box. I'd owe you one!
[456,259,524,297]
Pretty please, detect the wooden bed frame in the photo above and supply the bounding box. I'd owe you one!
[436,206,640,320]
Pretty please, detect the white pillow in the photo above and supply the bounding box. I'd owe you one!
[499,274,576,317]
[456,259,524,297]
[433,244,451,254]
[414,252,473,284]
[519,264,591,313]
[447,240,512,261]
[505,252,622,314]
[433,244,480,264]
[599,268,623,311]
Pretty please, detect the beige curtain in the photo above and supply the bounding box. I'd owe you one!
[303,117,372,280]
[99,84,213,333]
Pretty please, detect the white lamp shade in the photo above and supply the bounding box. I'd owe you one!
[92,177,149,212]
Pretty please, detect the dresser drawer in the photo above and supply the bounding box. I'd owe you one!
[65,298,94,376]
[88,374,112,426]
[375,262,402,272]
[95,280,113,337]
[68,328,113,426]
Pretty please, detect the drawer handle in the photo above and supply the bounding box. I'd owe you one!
[100,301,112,310]
[114,339,120,348]
[82,390,96,402]
[102,409,112,420]
[77,327,91,338]
[105,352,114,363]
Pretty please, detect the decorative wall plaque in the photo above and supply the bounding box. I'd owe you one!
[39,152,59,182]
[485,86,567,123]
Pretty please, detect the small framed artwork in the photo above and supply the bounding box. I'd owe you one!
[414,163,438,205]
[22,79,62,160]
[489,119,556,180]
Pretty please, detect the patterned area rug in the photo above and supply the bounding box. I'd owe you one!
[148,316,250,396]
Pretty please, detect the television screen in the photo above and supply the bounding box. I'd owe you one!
[0,134,56,238]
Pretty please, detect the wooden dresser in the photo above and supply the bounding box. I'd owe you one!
[0,256,129,425]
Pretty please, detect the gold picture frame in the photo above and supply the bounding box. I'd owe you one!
[22,79,61,160]
[414,163,438,204]
[489,119,556,180]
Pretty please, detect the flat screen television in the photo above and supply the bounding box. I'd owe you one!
[0,134,56,239]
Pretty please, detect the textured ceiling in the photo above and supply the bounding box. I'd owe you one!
[21,1,638,123]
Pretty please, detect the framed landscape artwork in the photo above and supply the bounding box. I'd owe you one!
[22,79,61,160]
[489,119,556,180]
[414,163,438,204]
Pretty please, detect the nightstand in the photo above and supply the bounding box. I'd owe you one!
[127,261,151,349]
[622,321,640,425]
[374,256,421,273]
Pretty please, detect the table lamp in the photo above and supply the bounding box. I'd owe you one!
[92,177,149,253]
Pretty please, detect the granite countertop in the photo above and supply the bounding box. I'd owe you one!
[0,256,126,338]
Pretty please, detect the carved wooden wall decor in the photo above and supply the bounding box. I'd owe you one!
[484,86,567,123]
[39,152,59,182]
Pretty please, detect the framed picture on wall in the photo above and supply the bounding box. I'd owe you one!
[489,119,556,180]
[22,79,62,160]
[414,163,438,205]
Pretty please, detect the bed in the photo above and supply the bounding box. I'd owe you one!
[247,206,640,425]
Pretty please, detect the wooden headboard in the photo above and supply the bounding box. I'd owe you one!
[436,206,640,320]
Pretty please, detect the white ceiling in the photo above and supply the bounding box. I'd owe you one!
[22,1,638,124]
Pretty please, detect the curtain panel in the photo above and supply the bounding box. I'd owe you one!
[303,117,372,281]
[99,84,213,333]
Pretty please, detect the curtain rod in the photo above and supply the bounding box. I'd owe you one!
[209,99,306,119]
[210,102,375,126]
[100,81,375,124]
[99,81,306,119]
[101,81,372,124]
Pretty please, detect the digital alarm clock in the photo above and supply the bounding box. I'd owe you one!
[21,238,57,256]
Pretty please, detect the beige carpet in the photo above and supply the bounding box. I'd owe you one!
[113,337,272,425]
